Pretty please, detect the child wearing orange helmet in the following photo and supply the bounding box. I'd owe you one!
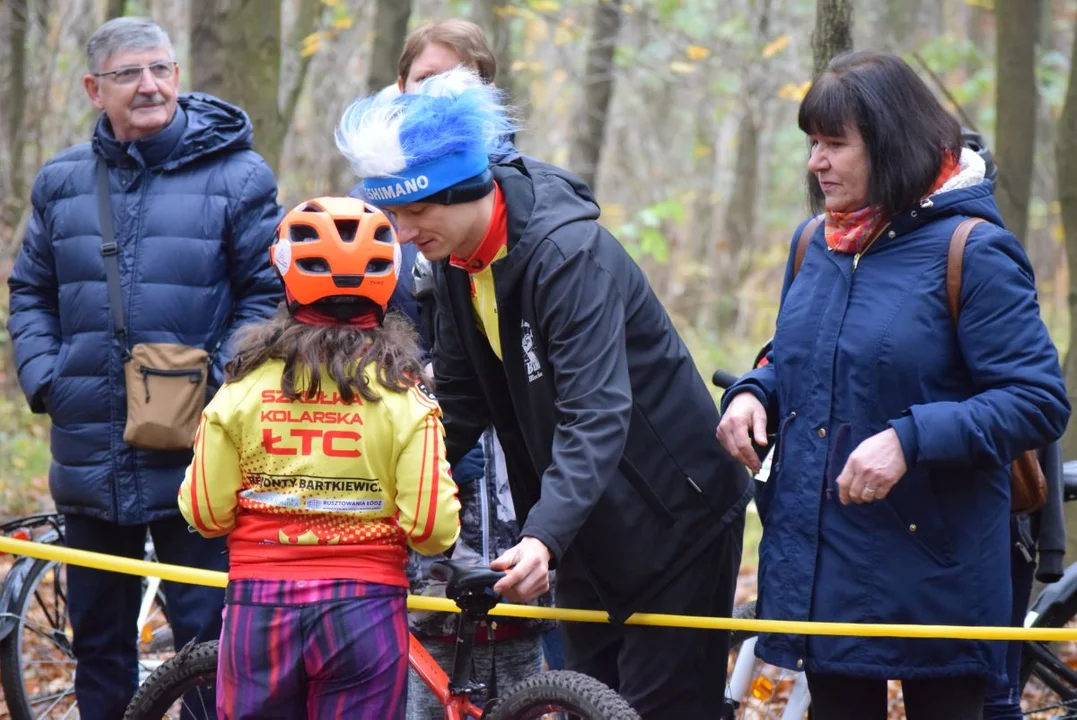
[178,197,461,719]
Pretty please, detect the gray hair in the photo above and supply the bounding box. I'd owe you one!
[86,17,174,73]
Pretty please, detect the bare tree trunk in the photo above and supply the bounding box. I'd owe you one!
[812,0,853,76]
[106,0,125,19]
[883,0,922,48]
[1056,7,1077,568]
[4,0,28,215]
[190,0,285,173]
[368,0,411,92]
[280,0,320,135]
[569,0,623,192]
[30,0,59,174]
[33,0,48,36]
[1058,18,1077,463]
[322,0,411,191]
[994,0,1041,245]
[717,112,761,334]
[964,1,992,122]
[471,0,517,106]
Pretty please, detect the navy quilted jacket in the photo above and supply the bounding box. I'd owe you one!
[7,94,283,525]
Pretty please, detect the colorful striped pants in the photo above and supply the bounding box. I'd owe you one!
[217,578,409,719]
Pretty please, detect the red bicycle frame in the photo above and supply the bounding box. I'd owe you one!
[409,633,485,720]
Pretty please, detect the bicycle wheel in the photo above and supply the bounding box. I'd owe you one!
[122,640,218,720]
[1019,590,1077,717]
[725,601,811,720]
[0,559,76,719]
[485,670,640,719]
[0,555,172,719]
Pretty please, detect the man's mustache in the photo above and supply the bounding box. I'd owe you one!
[129,94,165,109]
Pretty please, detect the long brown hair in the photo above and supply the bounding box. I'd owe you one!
[225,308,424,404]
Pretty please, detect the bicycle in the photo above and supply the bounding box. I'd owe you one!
[714,362,1077,718]
[0,513,172,720]
[123,559,638,719]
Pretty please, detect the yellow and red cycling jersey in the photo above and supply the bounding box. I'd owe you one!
[178,359,460,587]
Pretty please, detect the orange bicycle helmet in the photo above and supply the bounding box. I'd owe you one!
[271,197,401,317]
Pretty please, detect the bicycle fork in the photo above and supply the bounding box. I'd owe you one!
[725,636,812,719]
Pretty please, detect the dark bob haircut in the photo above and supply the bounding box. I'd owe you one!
[798,51,963,218]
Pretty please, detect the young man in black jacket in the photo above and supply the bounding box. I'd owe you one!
[336,68,750,718]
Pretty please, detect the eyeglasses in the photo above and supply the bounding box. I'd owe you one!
[94,61,176,85]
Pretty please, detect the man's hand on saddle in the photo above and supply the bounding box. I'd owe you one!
[491,536,551,603]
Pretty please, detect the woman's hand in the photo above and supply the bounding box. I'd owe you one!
[716,393,769,475]
[836,428,907,505]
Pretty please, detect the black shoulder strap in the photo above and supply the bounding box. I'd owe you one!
[97,159,127,347]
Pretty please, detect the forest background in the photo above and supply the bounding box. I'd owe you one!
[1,0,1076,568]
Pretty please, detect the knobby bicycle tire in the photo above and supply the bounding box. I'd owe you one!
[123,640,218,720]
[1019,587,1077,715]
[485,670,641,720]
[731,600,758,649]
[0,558,75,720]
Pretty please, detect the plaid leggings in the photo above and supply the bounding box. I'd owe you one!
[217,578,409,720]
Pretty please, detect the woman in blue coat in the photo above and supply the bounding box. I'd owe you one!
[717,51,1069,720]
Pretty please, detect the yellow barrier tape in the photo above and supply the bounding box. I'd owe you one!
[2,535,1073,641]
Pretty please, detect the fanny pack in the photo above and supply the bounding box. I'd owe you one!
[97,159,209,450]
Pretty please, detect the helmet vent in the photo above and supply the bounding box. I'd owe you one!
[296,257,331,274]
[289,224,320,243]
[298,203,322,213]
[373,225,394,244]
[365,259,392,275]
[335,220,359,243]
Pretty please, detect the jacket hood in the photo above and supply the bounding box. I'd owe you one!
[94,92,253,170]
[891,147,1004,235]
[489,155,601,285]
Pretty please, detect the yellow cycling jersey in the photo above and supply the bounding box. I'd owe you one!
[178,359,460,585]
[470,244,508,359]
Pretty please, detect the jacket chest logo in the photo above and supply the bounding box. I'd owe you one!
[521,321,543,383]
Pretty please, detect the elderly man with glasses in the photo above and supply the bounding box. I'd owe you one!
[7,16,282,719]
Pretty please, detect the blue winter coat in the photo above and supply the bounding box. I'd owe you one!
[725,180,1069,680]
[7,94,283,525]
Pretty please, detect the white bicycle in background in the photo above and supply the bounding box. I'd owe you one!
[712,425,811,720]
[725,601,811,719]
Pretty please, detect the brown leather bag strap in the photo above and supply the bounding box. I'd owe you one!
[793,214,824,278]
[945,218,987,326]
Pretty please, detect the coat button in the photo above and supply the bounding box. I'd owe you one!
[888,230,897,238]
[796,658,804,669]
[817,427,827,439]
[909,524,917,532]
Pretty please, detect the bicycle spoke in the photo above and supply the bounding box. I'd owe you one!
[30,686,77,719]
[31,587,60,632]
[58,698,81,720]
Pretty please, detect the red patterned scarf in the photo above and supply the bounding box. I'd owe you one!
[824,153,960,254]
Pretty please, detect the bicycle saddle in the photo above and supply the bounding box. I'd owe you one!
[430,560,506,601]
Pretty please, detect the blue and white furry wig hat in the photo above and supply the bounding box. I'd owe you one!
[335,67,516,206]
